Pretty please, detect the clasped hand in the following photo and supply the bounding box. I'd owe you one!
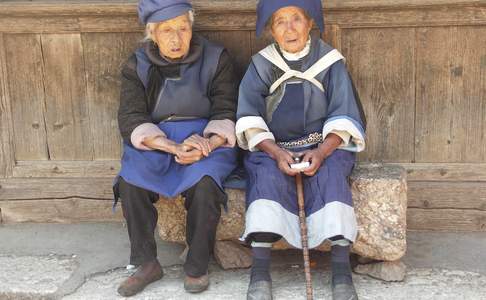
[174,134,212,165]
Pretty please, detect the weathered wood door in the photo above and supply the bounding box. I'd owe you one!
[0,0,485,230]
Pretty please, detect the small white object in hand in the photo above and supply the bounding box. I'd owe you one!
[290,162,310,170]
[126,264,136,270]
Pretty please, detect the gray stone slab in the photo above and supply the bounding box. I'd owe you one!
[1,223,486,299]
[63,265,486,300]
[0,255,77,300]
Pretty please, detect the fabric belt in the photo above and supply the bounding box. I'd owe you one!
[277,132,323,150]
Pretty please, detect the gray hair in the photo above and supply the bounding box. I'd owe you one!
[143,10,195,42]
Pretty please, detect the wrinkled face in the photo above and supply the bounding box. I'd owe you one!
[153,13,192,59]
[270,6,313,53]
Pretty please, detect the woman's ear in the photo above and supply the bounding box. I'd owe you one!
[307,19,314,32]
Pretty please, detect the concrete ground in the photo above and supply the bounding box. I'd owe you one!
[1,223,485,299]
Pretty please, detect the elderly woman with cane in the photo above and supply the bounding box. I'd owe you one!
[236,0,366,299]
[114,0,238,297]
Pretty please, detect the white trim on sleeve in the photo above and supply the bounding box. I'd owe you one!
[323,119,365,152]
[248,132,275,152]
[236,116,273,151]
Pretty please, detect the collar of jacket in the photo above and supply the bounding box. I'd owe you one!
[143,34,203,67]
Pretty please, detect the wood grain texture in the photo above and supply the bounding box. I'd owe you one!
[415,26,486,163]
[325,5,486,28]
[82,32,142,160]
[0,16,80,34]
[0,2,485,33]
[394,163,486,182]
[0,34,15,177]
[4,34,49,161]
[324,25,342,51]
[0,1,483,16]
[408,181,486,210]
[0,198,123,223]
[41,33,94,160]
[199,31,252,80]
[12,160,120,178]
[249,30,273,55]
[408,208,486,231]
[342,28,416,162]
[0,178,113,200]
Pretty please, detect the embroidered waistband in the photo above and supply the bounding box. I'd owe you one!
[277,132,323,149]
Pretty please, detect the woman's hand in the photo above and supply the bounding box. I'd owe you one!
[183,134,212,157]
[301,148,326,176]
[173,144,204,165]
[208,134,228,152]
[143,136,204,165]
[301,133,344,176]
[143,135,178,153]
[257,139,299,176]
[274,148,301,176]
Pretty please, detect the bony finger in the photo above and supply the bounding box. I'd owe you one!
[205,139,212,154]
[283,164,298,177]
[304,165,318,176]
[302,152,313,163]
[201,142,210,157]
[186,141,203,152]
[179,152,198,161]
[181,144,195,152]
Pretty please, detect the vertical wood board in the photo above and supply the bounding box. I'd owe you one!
[0,34,15,177]
[341,28,416,162]
[415,26,486,163]
[82,32,142,160]
[4,33,49,161]
[324,25,342,51]
[41,33,94,160]
[198,30,252,80]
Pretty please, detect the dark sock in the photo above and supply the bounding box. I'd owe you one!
[250,247,271,283]
[331,244,353,286]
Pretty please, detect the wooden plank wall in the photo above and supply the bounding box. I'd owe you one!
[0,0,485,230]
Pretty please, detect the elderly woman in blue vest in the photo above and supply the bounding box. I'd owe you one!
[236,1,366,299]
[114,0,238,297]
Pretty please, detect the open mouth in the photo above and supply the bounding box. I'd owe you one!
[286,39,298,44]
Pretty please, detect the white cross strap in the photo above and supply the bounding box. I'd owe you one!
[259,44,345,94]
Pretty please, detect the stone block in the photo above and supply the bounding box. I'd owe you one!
[214,241,252,270]
[156,164,407,263]
[354,260,407,282]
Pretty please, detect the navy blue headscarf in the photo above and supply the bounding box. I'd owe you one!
[138,0,193,25]
[256,0,324,36]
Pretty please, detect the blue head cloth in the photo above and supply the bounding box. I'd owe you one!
[138,0,193,25]
[256,0,324,37]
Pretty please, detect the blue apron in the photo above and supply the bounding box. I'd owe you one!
[118,119,237,198]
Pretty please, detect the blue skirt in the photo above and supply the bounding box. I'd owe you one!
[118,119,238,198]
[242,149,358,249]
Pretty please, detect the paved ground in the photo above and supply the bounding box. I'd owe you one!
[1,223,486,299]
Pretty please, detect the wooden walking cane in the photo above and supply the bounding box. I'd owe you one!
[293,157,314,300]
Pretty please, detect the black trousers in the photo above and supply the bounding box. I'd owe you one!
[117,176,226,277]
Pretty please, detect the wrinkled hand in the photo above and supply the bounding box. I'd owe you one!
[173,144,204,165]
[301,148,326,176]
[272,148,300,177]
[183,134,211,157]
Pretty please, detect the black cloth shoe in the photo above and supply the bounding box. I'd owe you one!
[247,280,273,300]
[332,282,359,300]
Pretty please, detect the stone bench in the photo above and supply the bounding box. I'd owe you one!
[155,164,407,270]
